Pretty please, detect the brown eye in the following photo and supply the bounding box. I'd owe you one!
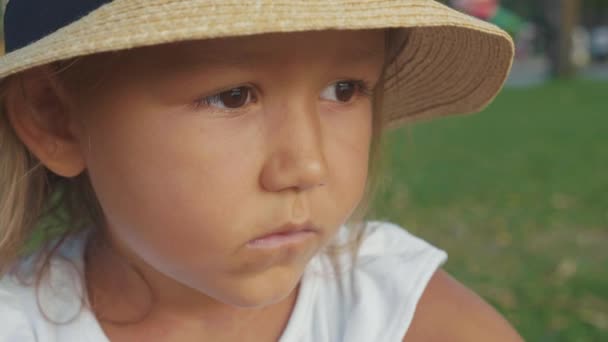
[320,81,363,103]
[200,86,254,109]
[335,81,356,102]
[219,87,250,108]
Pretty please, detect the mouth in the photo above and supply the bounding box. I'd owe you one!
[247,221,320,249]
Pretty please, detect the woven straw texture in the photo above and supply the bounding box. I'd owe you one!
[0,0,514,126]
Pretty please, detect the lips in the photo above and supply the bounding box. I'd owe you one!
[247,221,320,248]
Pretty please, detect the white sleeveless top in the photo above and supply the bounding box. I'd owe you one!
[0,221,447,341]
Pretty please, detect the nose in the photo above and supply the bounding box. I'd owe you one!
[259,103,328,193]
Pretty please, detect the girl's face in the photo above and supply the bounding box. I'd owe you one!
[75,30,385,308]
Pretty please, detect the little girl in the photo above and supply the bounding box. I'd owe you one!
[0,1,523,341]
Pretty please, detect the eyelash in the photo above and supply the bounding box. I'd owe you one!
[193,85,258,111]
[351,80,374,98]
[193,79,374,112]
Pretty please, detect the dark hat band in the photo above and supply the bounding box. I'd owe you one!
[3,0,111,53]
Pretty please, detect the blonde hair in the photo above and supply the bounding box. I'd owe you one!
[0,70,104,277]
[0,82,45,272]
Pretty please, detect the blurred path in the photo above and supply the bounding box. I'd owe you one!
[506,57,608,87]
[580,62,608,81]
[506,57,549,87]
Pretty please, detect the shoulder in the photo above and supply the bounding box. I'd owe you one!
[352,220,449,260]
[404,269,524,342]
[302,221,449,341]
[0,233,90,341]
[333,221,522,341]
[0,275,37,341]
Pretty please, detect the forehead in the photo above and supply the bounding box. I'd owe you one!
[121,29,386,73]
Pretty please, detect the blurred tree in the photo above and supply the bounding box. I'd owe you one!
[541,0,583,78]
[446,0,584,77]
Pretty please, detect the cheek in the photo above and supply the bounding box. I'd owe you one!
[81,96,372,271]
[322,105,373,221]
[83,104,264,258]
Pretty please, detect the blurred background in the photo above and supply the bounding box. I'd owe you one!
[1,1,606,341]
[370,1,608,341]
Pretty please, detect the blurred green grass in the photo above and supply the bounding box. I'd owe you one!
[370,80,608,341]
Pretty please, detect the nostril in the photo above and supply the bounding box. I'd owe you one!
[259,157,328,192]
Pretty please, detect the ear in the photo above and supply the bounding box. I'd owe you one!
[4,66,86,178]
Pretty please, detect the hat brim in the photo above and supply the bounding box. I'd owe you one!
[0,0,514,127]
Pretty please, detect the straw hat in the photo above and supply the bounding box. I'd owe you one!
[0,0,514,127]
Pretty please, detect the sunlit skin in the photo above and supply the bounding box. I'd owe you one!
[6,28,524,341]
[55,30,383,339]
